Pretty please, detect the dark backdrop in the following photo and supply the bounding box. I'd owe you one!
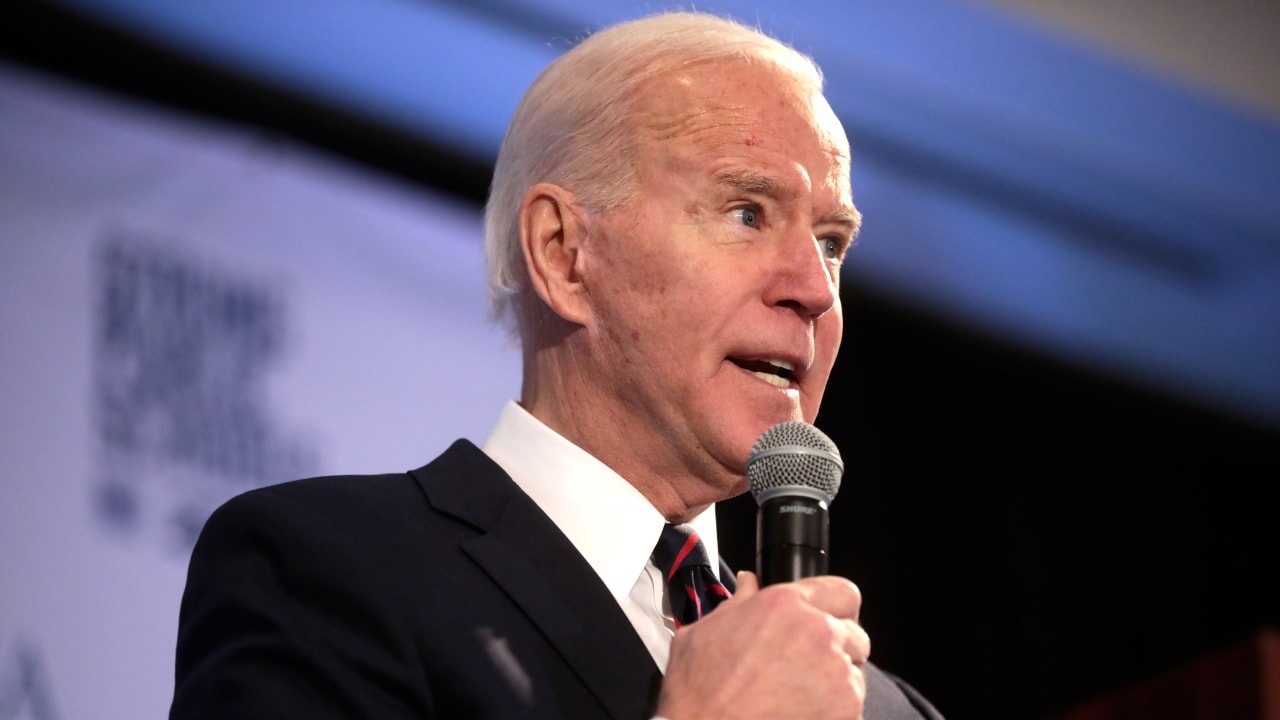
[718,286,1279,718]
[5,5,1278,719]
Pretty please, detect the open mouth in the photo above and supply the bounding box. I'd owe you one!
[730,358,796,389]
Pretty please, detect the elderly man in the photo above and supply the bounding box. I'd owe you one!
[171,11,943,720]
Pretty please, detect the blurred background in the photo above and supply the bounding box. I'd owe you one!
[2,2,1277,719]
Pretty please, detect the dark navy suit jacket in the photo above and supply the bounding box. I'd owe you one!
[171,440,943,719]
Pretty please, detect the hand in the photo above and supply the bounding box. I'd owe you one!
[655,571,869,720]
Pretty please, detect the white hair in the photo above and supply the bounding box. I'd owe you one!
[483,11,825,337]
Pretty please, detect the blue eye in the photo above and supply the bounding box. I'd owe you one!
[733,206,760,229]
[821,237,843,260]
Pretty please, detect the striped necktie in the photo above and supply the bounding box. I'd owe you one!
[652,523,731,627]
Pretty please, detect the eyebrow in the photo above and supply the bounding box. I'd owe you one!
[713,168,862,237]
[821,207,863,239]
[712,168,790,198]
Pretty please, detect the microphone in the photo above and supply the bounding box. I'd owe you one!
[747,421,844,586]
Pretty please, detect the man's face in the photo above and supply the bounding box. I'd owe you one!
[577,59,857,507]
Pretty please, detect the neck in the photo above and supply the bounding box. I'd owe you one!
[520,338,728,523]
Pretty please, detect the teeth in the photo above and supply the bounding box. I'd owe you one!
[752,370,791,388]
[732,357,797,388]
[765,359,795,373]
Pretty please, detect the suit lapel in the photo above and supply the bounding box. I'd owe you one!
[411,441,663,719]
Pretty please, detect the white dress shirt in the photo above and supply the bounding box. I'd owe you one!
[481,400,721,672]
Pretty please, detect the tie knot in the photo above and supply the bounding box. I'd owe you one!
[652,524,711,582]
[652,523,730,627]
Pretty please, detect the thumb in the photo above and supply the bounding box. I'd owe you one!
[734,570,760,600]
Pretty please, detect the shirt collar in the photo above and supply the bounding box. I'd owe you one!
[481,401,721,601]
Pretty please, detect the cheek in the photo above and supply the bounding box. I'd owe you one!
[595,232,710,317]
[586,245,688,354]
[590,215,679,292]
[812,309,844,378]
[824,307,844,354]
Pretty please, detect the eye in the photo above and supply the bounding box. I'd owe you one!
[730,205,761,229]
[820,236,844,261]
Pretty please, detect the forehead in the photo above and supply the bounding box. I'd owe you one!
[633,60,851,191]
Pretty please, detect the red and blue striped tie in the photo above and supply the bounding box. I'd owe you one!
[652,523,732,627]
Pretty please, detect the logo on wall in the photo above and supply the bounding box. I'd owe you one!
[0,641,59,720]
[92,234,318,550]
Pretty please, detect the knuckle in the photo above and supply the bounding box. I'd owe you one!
[756,583,806,611]
[827,576,862,604]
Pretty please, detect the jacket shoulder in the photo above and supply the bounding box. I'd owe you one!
[208,438,484,524]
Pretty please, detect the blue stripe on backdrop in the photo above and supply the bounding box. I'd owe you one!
[50,0,1280,428]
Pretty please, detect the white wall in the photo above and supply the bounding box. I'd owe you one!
[0,62,520,720]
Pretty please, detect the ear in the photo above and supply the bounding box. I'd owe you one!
[519,183,592,326]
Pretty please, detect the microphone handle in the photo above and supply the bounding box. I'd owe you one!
[756,494,829,586]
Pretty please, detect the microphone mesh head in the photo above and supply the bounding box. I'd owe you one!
[747,421,843,505]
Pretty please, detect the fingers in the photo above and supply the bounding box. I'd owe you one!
[704,573,868,666]
[835,615,871,667]
[756,576,869,665]
[803,575,862,621]
[772,575,862,622]
[730,575,869,665]
[732,572,860,621]
[658,574,870,719]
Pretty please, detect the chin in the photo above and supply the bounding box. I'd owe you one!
[733,411,794,460]
[699,392,803,472]
[798,388,826,424]
[704,469,750,507]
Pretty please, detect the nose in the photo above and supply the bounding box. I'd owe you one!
[764,231,838,319]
